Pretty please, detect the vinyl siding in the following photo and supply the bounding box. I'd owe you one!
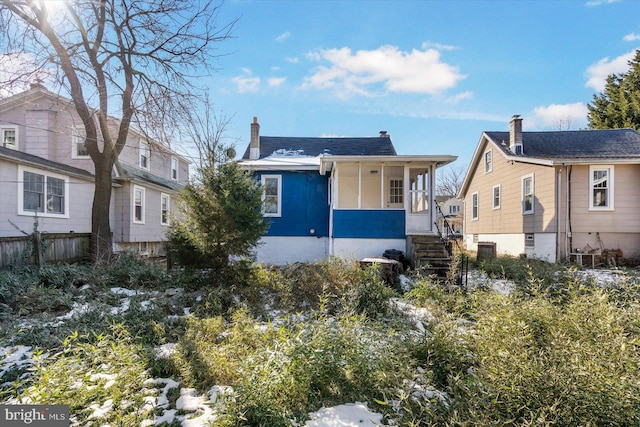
[0,159,93,237]
[464,139,556,236]
[258,171,330,237]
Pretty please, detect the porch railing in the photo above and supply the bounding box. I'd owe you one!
[434,204,468,292]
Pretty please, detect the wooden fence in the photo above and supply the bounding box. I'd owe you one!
[0,232,91,269]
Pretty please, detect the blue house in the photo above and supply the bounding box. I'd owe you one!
[239,118,457,266]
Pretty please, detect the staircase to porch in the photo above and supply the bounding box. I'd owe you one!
[407,235,452,276]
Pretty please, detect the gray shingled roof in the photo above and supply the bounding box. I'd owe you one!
[116,161,183,191]
[241,136,397,159]
[486,128,640,159]
[0,146,94,179]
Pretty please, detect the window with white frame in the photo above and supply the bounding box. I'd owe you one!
[261,175,281,217]
[161,193,170,225]
[484,149,492,173]
[171,157,178,181]
[492,184,501,209]
[1,126,17,149]
[71,126,89,158]
[139,141,150,170]
[18,166,69,217]
[133,186,145,223]
[389,179,403,205]
[589,165,614,210]
[525,233,535,247]
[472,192,479,220]
[522,174,534,214]
[449,204,460,214]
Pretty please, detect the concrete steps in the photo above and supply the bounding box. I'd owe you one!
[408,235,452,276]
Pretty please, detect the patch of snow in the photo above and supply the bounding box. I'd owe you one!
[0,345,33,379]
[88,398,114,419]
[155,343,178,359]
[49,303,93,326]
[399,275,413,293]
[304,402,385,427]
[392,298,435,330]
[110,287,139,296]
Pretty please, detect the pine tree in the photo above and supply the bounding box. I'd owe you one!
[169,150,268,270]
[588,49,640,130]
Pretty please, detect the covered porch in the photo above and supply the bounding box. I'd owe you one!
[320,155,456,260]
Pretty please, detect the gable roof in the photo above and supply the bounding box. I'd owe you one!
[0,146,94,180]
[459,127,640,199]
[486,128,640,160]
[241,136,397,160]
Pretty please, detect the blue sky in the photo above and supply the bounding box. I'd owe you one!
[204,0,640,168]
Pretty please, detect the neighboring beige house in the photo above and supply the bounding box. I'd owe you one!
[0,84,189,256]
[459,115,640,264]
[436,196,463,236]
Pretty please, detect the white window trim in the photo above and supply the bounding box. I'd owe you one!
[589,165,614,211]
[261,174,282,217]
[522,173,534,215]
[17,165,70,218]
[484,149,493,173]
[160,193,170,226]
[71,126,90,159]
[1,125,18,149]
[133,185,146,224]
[139,141,150,170]
[471,191,479,221]
[171,157,179,181]
[492,184,501,210]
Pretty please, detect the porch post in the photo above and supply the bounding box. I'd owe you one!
[429,164,436,232]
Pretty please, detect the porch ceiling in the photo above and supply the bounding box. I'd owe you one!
[319,154,457,175]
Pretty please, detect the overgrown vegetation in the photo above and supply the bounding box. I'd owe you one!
[1,256,639,426]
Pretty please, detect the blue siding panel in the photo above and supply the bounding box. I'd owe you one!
[333,210,405,238]
[259,171,330,237]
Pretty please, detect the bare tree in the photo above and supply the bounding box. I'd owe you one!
[0,0,235,262]
[551,116,577,131]
[436,163,467,198]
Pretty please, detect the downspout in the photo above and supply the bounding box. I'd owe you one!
[566,165,572,257]
[328,162,336,257]
[556,165,563,262]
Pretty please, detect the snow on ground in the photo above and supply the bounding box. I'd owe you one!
[303,402,384,427]
[2,269,638,427]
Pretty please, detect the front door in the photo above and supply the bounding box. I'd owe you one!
[405,166,434,234]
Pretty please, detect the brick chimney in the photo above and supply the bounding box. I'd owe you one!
[509,115,523,155]
[379,130,389,138]
[250,117,260,160]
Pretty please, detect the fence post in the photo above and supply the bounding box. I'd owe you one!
[33,231,44,269]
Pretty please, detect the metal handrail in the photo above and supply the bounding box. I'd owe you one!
[434,203,468,292]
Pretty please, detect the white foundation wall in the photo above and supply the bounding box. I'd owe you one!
[464,233,556,263]
[332,238,406,261]
[254,236,329,265]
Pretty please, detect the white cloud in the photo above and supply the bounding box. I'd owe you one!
[268,77,286,87]
[444,91,473,104]
[585,49,635,91]
[623,33,640,42]
[276,31,291,42]
[585,0,620,6]
[232,69,260,93]
[421,41,456,51]
[285,57,300,64]
[532,102,589,129]
[302,44,465,97]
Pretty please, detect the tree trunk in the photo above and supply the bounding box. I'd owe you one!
[92,156,114,263]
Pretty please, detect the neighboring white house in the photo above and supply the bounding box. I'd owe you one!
[0,84,189,256]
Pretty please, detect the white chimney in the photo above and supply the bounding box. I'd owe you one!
[509,115,523,155]
[250,117,260,160]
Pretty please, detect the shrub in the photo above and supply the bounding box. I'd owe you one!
[451,290,640,425]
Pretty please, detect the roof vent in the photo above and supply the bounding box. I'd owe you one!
[379,130,389,138]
